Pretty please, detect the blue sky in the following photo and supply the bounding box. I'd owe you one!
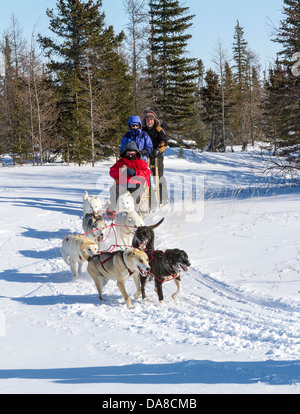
[0,0,285,69]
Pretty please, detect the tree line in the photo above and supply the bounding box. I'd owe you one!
[0,0,299,166]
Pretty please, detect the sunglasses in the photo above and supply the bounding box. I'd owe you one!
[130,123,140,128]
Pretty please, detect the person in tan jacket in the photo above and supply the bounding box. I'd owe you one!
[142,109,168,205]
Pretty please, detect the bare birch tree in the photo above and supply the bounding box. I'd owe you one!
[123,0,148,113]
[24,32,59,165]
[212,39,228,151]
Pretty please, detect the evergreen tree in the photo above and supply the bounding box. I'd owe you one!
[39,0,133,164]
[231,21,249,145]
[223,61,238,148]
[200,69,222,151]
[148,0,198,141]
[231,21,263,147]
[232,20,249,91]
[263,61,288,155]
[1,18,31,165]
[271,0,300,160]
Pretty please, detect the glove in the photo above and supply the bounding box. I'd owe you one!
[126,167,136,177]
[152,149,160,157]
[158,141,167,154]
[140,149,148,157]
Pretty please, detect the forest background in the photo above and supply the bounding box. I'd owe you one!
[0,0,299,169]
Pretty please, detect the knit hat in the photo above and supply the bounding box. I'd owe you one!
[120,141,141,158]
[143,108,157,120]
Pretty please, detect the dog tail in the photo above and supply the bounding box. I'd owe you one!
[149,218,164,230]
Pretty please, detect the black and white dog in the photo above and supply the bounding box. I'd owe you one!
[141,248,191,302]
[132,218,164,251]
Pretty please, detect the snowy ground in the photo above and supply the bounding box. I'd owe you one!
[0,147,299,394]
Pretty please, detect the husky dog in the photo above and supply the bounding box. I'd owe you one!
[115,210,144,247]
[82,213,107,252]
[141,249,191,302]
[87,248,150,309]
[132,218,164,251]
[116,191,135,213]
[83,190,102,216]
[61,235,98,279]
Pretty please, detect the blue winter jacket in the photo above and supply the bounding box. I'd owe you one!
[120,116,153,161]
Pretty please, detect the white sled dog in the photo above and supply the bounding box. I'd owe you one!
[87,248,150,309]
[82,213,107,251]
[61,235,98,279]
[116,191,135,213]
[115,210,144,247]
[83,190,102,216]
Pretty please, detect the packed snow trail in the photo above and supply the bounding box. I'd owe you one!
[0,148,299,393]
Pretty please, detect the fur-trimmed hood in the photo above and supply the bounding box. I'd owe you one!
[142,116,161,129]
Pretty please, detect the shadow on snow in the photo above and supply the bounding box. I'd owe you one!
[0,360,299,386]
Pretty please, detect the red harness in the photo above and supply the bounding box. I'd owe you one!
[98,251,134,276]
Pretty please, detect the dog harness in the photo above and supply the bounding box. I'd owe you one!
[98,251,134,276]
[146,250,179,283]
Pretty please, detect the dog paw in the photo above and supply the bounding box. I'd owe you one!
[172,293,181,301]
[125,298,133,309]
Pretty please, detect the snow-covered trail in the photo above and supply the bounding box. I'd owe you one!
[0,149,299,394]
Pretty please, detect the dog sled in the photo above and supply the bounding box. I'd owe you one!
[149,156,161,210]
[105,156,164,217]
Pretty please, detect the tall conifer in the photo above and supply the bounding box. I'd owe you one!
[200,69,222,151]
[271,0,300,159]
[148,0,198,141]
[232,20,248,91]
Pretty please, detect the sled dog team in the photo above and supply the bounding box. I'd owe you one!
[61,190,191,309]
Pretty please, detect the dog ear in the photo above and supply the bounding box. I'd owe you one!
[84,190,89,200]
[127,249,136,258]
[82,240,96,251]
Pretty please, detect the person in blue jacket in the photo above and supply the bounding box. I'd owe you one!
[120,116,153,161]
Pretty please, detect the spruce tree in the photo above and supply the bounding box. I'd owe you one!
[232,20,258,147]
[263,61,287,155]
[148,0,198,141]
[232,20,249,91]
[200,69,222,151]
[223,61,238,148]
[271,0,300,160]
